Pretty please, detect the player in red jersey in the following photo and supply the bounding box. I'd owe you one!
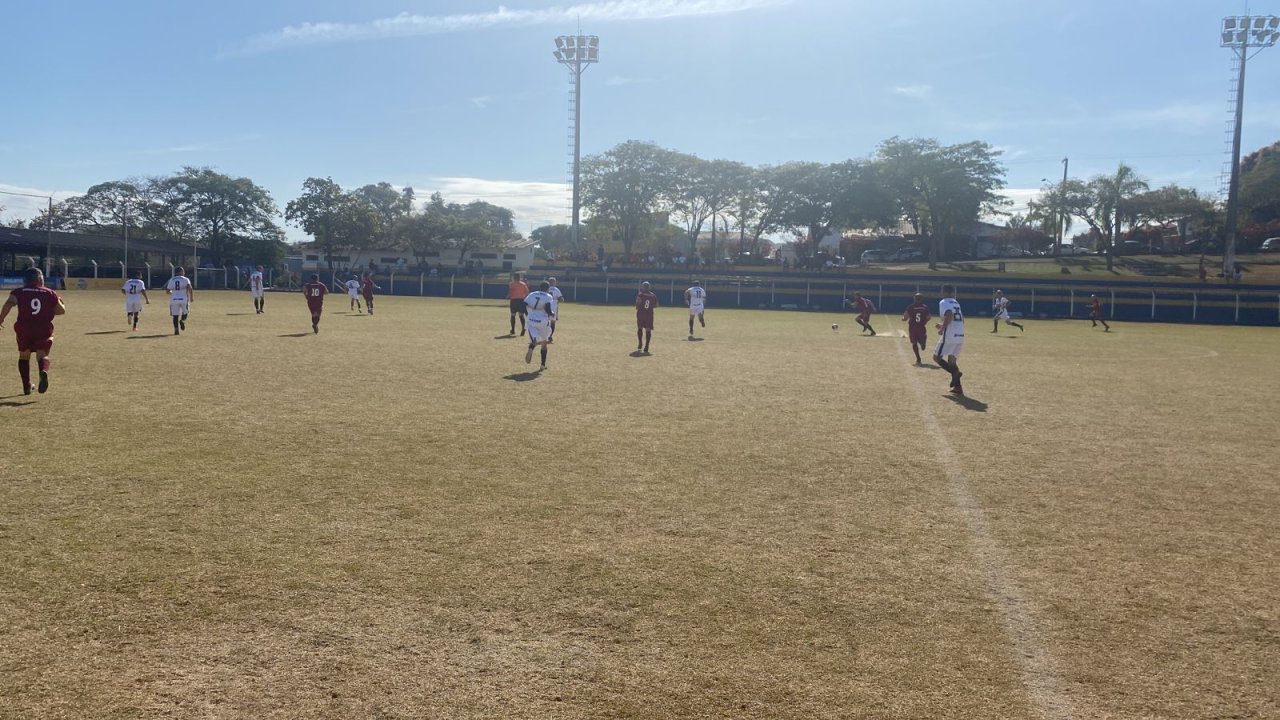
[303,274,327,333]
[635,281,659,353]
[0,268,67,395]
[360,273,380,315]
[1089,294,1110,331]
[902,293,932,365]
[845,292,877,335]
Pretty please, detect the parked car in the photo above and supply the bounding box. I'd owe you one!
[860,249,888,264]
[1043,244,1092,256]
[1116,240,1145,255]
[887,248,926,262]
[1261,237,1280,253]
[998,246,1035,257]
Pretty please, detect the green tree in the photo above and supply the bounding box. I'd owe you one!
[1129,185,1214,251]
[165,167,283,266]
[581,140,673,257]
[352,182,414,248]
[1239,140,1280,225]
[286,177,376,270]
[876,137,1008,268]
[402,192,454,266]
[530,224,576,258]
[448,200,514,267]
[723,164,789,258]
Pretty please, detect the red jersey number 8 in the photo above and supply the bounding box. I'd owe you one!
[643,300,651,309]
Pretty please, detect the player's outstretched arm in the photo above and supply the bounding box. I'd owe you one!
[54,297,67,316]
[0,297,16,326]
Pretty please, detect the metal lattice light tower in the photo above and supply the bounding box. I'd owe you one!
[1220,15,1278,275]
[553,34,599,253]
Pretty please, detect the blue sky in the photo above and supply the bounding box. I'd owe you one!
[3,0,1279,242]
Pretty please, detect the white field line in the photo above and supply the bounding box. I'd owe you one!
[893,338,1076,720]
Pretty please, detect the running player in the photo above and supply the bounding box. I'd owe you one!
[303,274,327,333]
[361,272,380,315]
[248,265,266,314]
[991,290,1024,333]
[546,277,564,342]
[684,280,707,340]
[1089,294,1111,331]
[846,292,877,335]
[344,274,363,312]
[902,293,931,365]
[0,268,66,395]
[932,284,965,396]
[165,267,194,335]
[121,270,149,331]
[523,281,557,370]
[635,281,659,353]
[507,272,530,336]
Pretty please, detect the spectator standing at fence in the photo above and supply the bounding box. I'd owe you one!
[991,290,1024,333]
[0,267,65,395]
[932,284,966,396]
[546,277,564,342]
[249,265,266,314]
[902,293,931,365]
[1089,294,1110,332]
[636,281,659,354]
[684,280,707,340]
[121,270,149,331]
[846,292,877,336]
[506,272,530,336]
[303,274,327,333]
[165,267,193,335]
[361,272,380,315]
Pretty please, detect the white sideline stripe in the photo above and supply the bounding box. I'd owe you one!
[894,339,1075,720]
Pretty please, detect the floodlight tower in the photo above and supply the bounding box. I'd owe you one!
[553,34,599,253]
[1220,15,1279,275]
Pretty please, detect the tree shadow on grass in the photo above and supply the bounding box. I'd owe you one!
[945,394,988,412]
[126,334,171,340]
[84,330,126,335]
[503,371,542,382]
[278,332,311,338]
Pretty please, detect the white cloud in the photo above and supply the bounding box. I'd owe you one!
[223,0,789,57]
[0,183,82,223]
[890,84,933,101]
[605,74,648,86]
[468,96,493,109]
[416,176,571,232]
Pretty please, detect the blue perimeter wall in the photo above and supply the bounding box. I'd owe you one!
[313,268,1280,327]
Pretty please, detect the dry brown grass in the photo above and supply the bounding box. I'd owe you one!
[1,291,1276,719]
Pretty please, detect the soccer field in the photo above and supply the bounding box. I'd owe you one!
[2,290,1277,719]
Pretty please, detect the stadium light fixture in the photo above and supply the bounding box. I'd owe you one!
[1219,15,1278,275]
[553,34,599,258]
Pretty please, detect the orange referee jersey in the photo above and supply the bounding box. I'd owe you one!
[507,279,529,300]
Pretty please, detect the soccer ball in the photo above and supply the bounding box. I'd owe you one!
[831,324,839,331]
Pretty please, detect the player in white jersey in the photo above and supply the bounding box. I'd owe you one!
[546,277,564,342]
[344,274,363,312]
[990,290,1024,333]
[684,280,707,340]
[248,265,266,314]
[932,284,965,396]
[164,267,194,336]
[522,281,557,370]
[120,270,150,331]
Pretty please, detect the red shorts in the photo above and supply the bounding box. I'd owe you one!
[909,327,927,343]
[307,301,324,315]
[14,325,53,354]
[362,292,373,301]
[636,313,654,330]
[857,312,871,322]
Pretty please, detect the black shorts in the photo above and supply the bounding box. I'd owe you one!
[510,299,527,315]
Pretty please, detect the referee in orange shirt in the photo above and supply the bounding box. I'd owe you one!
[507,272,530,336]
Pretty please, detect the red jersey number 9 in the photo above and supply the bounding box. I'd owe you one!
[30,298,42,314]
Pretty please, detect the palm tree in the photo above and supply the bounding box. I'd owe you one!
[1091,163,1148,270]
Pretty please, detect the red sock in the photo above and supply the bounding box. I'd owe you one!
[18,359,30,386]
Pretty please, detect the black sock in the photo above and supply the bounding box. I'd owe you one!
[540,346,547,364]
[173,316,180,331]
[18,358,30,387]
[935,357,953,373]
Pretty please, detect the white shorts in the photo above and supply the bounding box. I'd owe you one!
[689,304,705,316]
[348,290,359,300]
[935,334,964,358]
[125,298,144,313]
[251,288,264,299]
[170,298,189,317]
[527,319,552,342]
